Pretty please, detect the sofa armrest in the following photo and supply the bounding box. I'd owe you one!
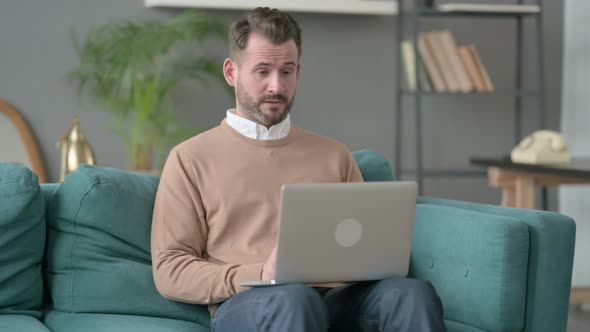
[416,197,575,332]
[410,203,529,331]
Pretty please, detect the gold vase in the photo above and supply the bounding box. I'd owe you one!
[57,117,96,181]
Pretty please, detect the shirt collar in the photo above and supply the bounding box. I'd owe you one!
[225,109,291,140]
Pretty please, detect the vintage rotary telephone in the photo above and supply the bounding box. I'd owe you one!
[510,130,571,165]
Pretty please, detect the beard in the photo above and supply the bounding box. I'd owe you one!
[236,80,295,127]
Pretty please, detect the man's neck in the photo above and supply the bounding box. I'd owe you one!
[225,109,291,141]
[234,108,270,129]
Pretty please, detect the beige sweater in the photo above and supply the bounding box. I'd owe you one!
[151,120,363,305]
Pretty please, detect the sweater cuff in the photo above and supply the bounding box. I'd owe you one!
[233,263,264,293]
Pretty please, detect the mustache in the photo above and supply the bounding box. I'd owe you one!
[258,94,288,103]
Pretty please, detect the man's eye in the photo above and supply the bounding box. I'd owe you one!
[257,70,268,75]
[282,71,292,75]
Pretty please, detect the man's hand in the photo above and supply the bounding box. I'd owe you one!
[261,246,277,281]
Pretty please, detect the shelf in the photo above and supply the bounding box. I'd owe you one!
[144,0,398,16]
[419,4,540,17]
[401,169,487,177]
[417,10,540,18]
[396,0,545,195]
[401,90,538,97]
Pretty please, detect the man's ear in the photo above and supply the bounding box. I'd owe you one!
[296,63,301,80]
[223,58,237,87]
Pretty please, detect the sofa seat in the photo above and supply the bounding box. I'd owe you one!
[44,311,209,332]
[0,315,51,332]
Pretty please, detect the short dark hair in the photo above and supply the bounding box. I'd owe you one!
[229,7,302,60]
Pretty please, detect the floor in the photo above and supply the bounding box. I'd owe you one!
[568,305,590,332]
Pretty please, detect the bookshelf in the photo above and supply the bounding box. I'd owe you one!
[395,0,545,195]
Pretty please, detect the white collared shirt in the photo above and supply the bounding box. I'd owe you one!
[225,109,291,140]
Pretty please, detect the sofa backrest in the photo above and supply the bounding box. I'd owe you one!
[352,149,395,181]
[0,164,45,318]
[45,165,211,326]
[41,149,391,323]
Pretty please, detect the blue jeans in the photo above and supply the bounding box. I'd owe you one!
[210,277,446,332]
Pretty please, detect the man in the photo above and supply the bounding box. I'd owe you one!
[152,7,446,332]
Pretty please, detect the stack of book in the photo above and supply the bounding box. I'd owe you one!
[401,30,494,93]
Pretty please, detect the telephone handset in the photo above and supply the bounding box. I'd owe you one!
[511,130,571,165]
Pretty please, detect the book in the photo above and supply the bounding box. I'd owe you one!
[418,58,433,92]
[458,45,486,92]
[418,33,447,92]
[401,40,432,92]
[426,31,460,92]
[401,40,417,91]
[467,44,494,92]
[437,30,473,93]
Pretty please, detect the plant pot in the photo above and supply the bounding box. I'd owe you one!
[131,143,154,171]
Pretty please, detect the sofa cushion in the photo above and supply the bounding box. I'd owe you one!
[44,311,208,332]
[418,196,575,332]
[0,164,45,318]
[352,149,394,181]
[410,203,530,332]
[0,314,51,332]
[46,165,210,327]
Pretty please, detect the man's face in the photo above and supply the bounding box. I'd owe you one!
[224,32,300,128]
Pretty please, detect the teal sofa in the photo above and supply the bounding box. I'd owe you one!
[0,149,575,332]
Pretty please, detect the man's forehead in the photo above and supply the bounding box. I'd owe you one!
[242,53,298,68]
[250,59,298,67]
[241,33,299,64]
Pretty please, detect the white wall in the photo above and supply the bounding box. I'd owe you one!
[560,0,590,287]
[0,113,30,168]
[0,1,565,208]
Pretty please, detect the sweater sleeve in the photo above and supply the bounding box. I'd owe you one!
[346,150,364,182]
[151,148,264,305]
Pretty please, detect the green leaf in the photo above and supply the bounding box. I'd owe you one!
[69,10,230,168]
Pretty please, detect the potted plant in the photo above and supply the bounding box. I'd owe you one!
[69,10,228,171]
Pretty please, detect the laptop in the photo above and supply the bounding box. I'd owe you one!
[240,181,418,287]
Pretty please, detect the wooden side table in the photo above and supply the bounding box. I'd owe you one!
[471,157,590,305]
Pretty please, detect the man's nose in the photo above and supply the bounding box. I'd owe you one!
[267,73,284,94]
